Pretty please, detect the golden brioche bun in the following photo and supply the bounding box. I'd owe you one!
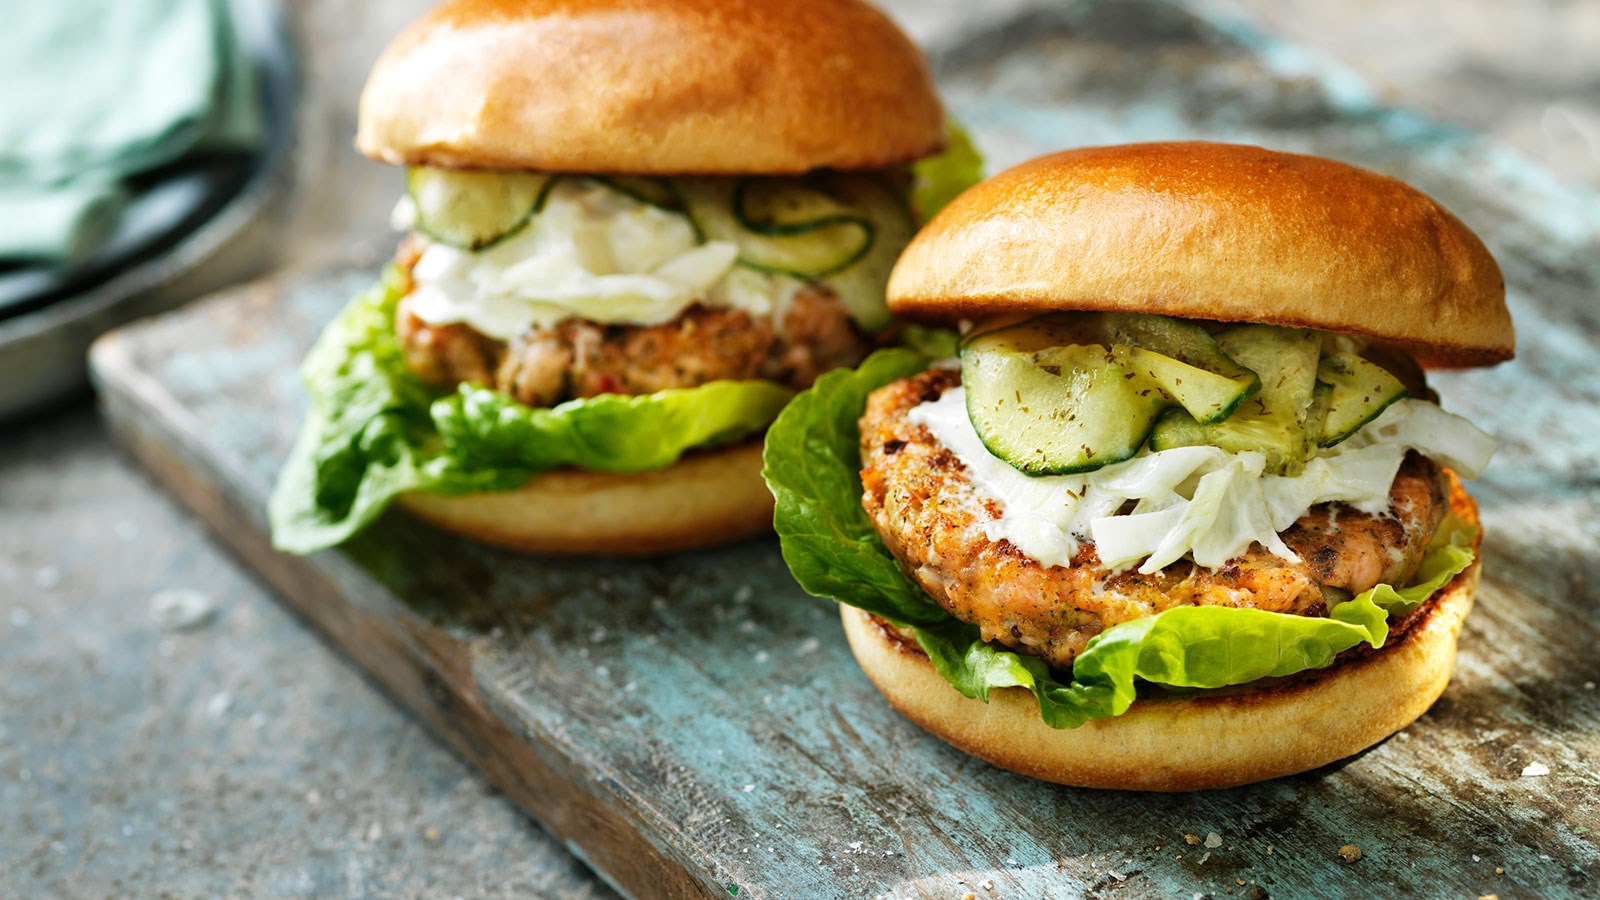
[888,142,1512,367]
[357,0,945,174]
[396,440,772,555]
[840,480,1484,791]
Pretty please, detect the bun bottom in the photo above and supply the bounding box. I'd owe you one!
[396,440,772,555]
[842,490,1483,792]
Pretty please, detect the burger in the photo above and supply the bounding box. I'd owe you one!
[269,0,981,555]
[764,142,1512,790]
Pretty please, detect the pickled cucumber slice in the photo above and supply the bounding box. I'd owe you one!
[678,177,873,279]
[406,168,556,251]
[962,340,1168,475]
[1315,352,1408,447]
[962,313,1260,422]
[677,174,910,330]
[957,314,1259,474]
[815,175,915,332]
[1149,325,1323,475]
[590,176,683,212]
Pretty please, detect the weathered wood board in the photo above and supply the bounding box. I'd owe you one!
[92,1,1599,897]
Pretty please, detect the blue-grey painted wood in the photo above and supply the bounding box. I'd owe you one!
[92,1,1599,897]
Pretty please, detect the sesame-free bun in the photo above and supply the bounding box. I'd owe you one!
[888,142,1512,367]
[357,0,945,175]
[396,440,772,555]
[840,479,1483,791]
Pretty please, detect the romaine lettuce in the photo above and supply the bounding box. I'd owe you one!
[912,121,985,221]
[763,349,1478,729]
[269,269,792,554]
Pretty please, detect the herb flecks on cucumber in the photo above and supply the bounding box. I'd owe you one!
[962,314,1417,478]
[1150,325,1324,475]
[1315,352,1409,447]
[959,313,1259,474]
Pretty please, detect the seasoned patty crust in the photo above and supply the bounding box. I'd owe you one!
[391,240,872,406]
[859,367,1450,670]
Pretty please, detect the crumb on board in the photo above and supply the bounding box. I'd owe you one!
[1185,834,1202,845]
[1479,895,1499,900]
[1205,832,1223,848]
[1496,867,1505,875]
[1265,843,1274,855]
[1338,844,1363,863]
[1521,762,1551,777]
[962,893,976,900]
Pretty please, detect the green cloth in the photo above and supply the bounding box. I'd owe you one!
[0,0,264,263]
[0,182,129,263]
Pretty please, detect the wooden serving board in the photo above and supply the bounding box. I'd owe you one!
[92,1,1599,897]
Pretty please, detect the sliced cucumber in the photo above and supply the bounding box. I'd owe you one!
[957,313,1258,474]
[678,177,872,279]
[1125,348,1259,424]
[591,176,684,212]
[962,313,1259,422]
[1315,352,1408,447]
[735,176,859,230]
[1150,325,1322,475]
[406,167,556,251]
[816,175,915,332]
[1306,380,1333,448]
[407,169,912,330]
[962,339,1168,475]
[676,174,911,330]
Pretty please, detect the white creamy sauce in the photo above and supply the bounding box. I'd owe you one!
[909,390,1496,574]
[393,181,804,341]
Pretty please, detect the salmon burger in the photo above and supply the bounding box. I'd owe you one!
[764,142,1513,790]
[270,0,982,556]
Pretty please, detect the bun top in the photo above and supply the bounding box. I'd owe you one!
[357,0,945,175]
[888,142,1512,366]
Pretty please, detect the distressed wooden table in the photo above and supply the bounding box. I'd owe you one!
[80,0,1600,897]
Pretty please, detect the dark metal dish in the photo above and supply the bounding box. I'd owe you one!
[0,0,296,422]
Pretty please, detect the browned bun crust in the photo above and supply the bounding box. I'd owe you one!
[840,476,1483,791]
[396,440,771,555]
[888,143,1512,367]
[357,0,945,174]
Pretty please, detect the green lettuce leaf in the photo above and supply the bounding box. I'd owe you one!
[765,350,1479,728]
[895,323,960,360]
[912,121,985,221]
[435,379,793,474]
[762,348,950,626]
[269,270,790,554]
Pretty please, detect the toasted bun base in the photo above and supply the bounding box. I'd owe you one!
[358,0,945,174]
[888,143,1511,367]
[842,486,1483,791]
[396,440,771,555]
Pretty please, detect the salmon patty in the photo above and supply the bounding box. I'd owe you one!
[391,241,871,407]
[859,367,1450,670]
